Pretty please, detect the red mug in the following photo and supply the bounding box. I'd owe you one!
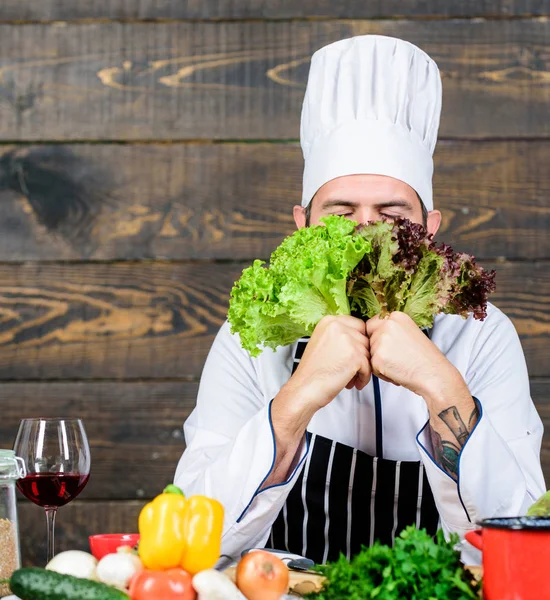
[465,517,550,600]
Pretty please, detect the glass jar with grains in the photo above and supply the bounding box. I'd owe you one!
[0,450,25,596]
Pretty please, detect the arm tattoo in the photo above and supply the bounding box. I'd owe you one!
[439,406,470,446]
[429,400,480,480]
[430,429,461,476]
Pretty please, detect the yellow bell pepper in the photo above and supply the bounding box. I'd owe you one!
[138,484,224,574]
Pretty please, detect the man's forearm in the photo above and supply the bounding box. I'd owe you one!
[260,381,317,490]
[423,369,480,481]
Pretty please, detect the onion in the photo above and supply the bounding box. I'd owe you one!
[96,547,143,589]
[46,550,98,580]
[236,550,289,600]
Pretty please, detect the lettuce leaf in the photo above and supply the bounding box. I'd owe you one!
[350,218,496,329]
[227,260,310,357]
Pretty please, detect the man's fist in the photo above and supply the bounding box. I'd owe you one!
[366,312,455,398]
[288,315,372,411]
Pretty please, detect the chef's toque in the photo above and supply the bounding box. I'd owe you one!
[301,35,442,211]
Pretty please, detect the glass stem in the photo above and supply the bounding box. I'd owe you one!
[45,508,57,563]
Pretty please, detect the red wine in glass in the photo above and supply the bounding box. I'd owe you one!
[17,472,90,508]
[14,418,91,563]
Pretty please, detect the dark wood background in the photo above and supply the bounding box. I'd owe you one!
[0,1,548,565]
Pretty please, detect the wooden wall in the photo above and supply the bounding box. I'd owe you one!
[0,2,548,565]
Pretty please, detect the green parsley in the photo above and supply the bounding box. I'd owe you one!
[308,526,481,600]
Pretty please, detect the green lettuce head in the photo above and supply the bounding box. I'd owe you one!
[228,216,495,356]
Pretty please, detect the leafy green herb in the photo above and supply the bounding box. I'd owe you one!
[308,526,481,600]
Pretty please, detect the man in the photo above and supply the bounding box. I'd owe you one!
[174,35,545,565]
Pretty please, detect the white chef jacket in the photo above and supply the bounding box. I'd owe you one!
[174,303,545,564]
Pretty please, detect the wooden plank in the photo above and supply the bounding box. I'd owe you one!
[0,143,299,262]
[2,0,549,20]
[0,141,548,261]
[0,262,241,380]
[19,500,142,567]
[0,261,546,379]
[0,20,548,140]
[0,381,196,499]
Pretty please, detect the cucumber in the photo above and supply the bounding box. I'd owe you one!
[10,568,129,600]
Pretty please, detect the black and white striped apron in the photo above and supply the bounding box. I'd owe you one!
[265,338,440,564]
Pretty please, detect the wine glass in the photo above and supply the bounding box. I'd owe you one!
[14,418,91,563]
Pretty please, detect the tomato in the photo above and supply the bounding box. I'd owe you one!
[236,550,289,600]
[129,568,196,600]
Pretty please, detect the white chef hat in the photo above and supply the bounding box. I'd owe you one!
[300,35,442,211]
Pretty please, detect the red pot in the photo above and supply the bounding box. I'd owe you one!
[465,517,550,600]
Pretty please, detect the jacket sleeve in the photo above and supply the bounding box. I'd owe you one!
[174,321,309,562]
[416,308,546,562]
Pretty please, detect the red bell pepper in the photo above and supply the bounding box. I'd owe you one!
[129,568,196,600]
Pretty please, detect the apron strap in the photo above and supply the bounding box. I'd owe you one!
[373,375,383,458]
[291,337,309,375]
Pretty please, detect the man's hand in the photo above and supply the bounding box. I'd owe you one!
[288,314,372,411]
[264,314,370,489]
[367,311,479,480]
[366,312,455,398]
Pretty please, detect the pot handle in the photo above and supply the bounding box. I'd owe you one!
[465,529,483,551]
